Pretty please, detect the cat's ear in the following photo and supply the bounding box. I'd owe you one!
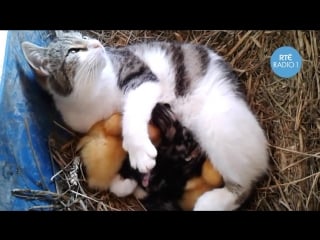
[21,42,50,77]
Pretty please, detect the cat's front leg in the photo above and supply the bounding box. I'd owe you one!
[122,82,161,173]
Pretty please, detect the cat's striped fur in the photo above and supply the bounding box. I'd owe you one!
[22,31,269,210]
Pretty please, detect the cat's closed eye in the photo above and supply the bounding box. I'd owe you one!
[82,36,89,40]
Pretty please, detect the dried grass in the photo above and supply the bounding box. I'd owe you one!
[16,30,320,211]
[47,125,145,211]
[90,30,320,211]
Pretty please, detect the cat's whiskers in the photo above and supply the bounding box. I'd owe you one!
[75,57,99,88]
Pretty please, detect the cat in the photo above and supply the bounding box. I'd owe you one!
[77,102,223,210]
[21,30,269,210]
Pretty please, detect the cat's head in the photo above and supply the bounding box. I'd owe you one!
[21,31,106,97]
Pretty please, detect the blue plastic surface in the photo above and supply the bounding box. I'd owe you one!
[0,31,58,210]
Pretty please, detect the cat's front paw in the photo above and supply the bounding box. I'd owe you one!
[123,139,157,173]
[109,174,138,197]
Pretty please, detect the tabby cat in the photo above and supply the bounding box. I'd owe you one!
[21,31,269,210]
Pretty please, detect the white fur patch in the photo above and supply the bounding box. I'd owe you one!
[53,55,122,133]
[122,82,161,173]
[109,174,138,197]
[193,188,240,211]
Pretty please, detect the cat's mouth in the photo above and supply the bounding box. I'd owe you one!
[142,172,151,187]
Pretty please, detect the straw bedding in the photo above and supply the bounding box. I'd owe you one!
[14,30,320,211]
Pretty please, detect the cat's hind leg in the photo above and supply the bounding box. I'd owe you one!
[193,182,251,210]
[179,96,269,211]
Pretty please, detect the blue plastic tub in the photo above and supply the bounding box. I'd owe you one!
[0,31,59,210]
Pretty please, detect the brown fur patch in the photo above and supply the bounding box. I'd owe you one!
[148,123,161,146]
[180,159,224,210]
[202,159,224,186]
[180,177,213,210]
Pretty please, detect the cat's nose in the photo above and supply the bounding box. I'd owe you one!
[88,40,103,49]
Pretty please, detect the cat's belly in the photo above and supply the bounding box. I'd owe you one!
[170,97,204,129]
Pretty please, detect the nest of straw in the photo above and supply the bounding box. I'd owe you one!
[16,30,319,211]
[45,127,145,211]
